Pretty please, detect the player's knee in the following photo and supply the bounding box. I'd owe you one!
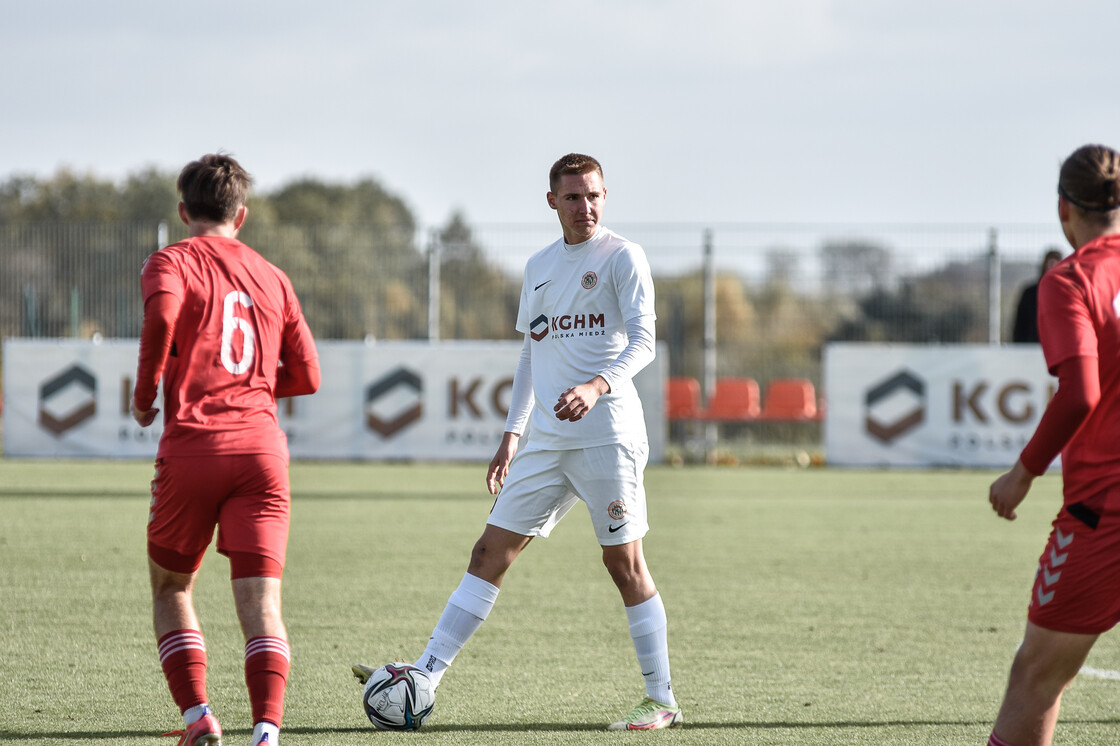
[1008,648,1076,702]
[467,538,512,579]
[150,580,189,604]
[602,552,638,585]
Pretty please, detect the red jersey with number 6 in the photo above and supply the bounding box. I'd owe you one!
[140,236,317,458]
[1038,234,1120,505]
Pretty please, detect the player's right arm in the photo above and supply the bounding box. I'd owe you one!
[486,432,520,495]
[487,337,534,494]
[133,291,181,427]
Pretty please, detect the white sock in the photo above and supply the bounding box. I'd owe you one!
[415,573,499,687]
[183,703,211,727]
[626,593,676,706]
[251,721,279,745]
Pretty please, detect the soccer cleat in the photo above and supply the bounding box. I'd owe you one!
[352,663,378,685]
[162,712,222,745]
[250,722,279,746]
[607,697,683,731]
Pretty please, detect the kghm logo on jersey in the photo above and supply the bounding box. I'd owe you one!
[530,312,607,341]
[581,271,598,290]
[530,314,550,341]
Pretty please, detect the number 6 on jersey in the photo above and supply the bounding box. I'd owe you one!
[221,290,255,374]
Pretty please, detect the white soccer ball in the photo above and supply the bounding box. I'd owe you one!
[361,662,436,730]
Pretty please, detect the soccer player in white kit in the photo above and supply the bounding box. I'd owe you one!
[355,153,681,730]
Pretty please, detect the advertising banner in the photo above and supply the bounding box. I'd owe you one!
[824,343,1054,468]
[2,339,665,462]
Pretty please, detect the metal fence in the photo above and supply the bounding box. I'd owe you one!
[0,219,1065,398]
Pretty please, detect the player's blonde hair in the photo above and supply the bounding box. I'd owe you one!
[178,153,253,223]
[1059,144,1120,224]
[549,153,603,193]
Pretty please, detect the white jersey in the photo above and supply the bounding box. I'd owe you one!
[515,226,656,450]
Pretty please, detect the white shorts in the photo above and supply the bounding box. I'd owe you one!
[487,440,650,547]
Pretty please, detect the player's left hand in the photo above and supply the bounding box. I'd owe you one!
[554,378,608,422]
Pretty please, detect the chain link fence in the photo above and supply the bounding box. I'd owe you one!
[0,219,1065,446]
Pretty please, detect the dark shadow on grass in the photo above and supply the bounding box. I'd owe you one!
[8,718,1120,740]
[403,718,1120,732]
[0,728,251,741]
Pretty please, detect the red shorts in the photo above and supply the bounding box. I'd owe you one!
[147,453,290,579]
[1028,495,1120,635]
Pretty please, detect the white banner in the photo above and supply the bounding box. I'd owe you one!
[824,343,1055,468]
[2,339,665,462]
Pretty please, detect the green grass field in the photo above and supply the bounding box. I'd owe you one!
[2,460,1119,745]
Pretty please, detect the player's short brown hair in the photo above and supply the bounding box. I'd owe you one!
[178,153,253,223]
[1059,144,1120,223]
[549,153,603,193]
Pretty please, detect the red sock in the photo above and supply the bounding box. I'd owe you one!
[157,630,208,714]
[245,636,290,726]
[988,733,1014,746]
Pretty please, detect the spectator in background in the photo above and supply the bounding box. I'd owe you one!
[1012,249,1064,343]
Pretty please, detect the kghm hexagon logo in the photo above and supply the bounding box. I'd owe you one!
[39,364,97,436]
[865,369,925,444]
[365,367,423,437]
[529,313,549,342]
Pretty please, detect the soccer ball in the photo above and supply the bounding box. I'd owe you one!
[361,662,436,730]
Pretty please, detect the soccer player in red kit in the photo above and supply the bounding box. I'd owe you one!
[133,154,320,746]
[988,144,1120,746]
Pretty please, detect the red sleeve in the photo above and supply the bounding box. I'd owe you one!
[1037,265,1097,374]
[275,356,321,398]
[274,280,320,399]
[140,249,186,304]
[133,291,181,411]
[1019,355,1099,475]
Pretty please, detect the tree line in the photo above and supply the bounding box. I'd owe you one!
[0,167,1026,391]
[0,168,519,343]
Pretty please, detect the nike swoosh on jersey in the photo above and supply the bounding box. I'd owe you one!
[608,522,628,533]
[534,280,552,291]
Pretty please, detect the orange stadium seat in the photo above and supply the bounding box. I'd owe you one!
[759,378,821,422]
[698,377,761,421]
[666,377,701,421]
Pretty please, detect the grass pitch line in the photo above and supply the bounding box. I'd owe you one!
[1079,666,1120,681]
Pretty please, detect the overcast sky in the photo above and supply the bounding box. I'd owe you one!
[3,1,1118,230]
